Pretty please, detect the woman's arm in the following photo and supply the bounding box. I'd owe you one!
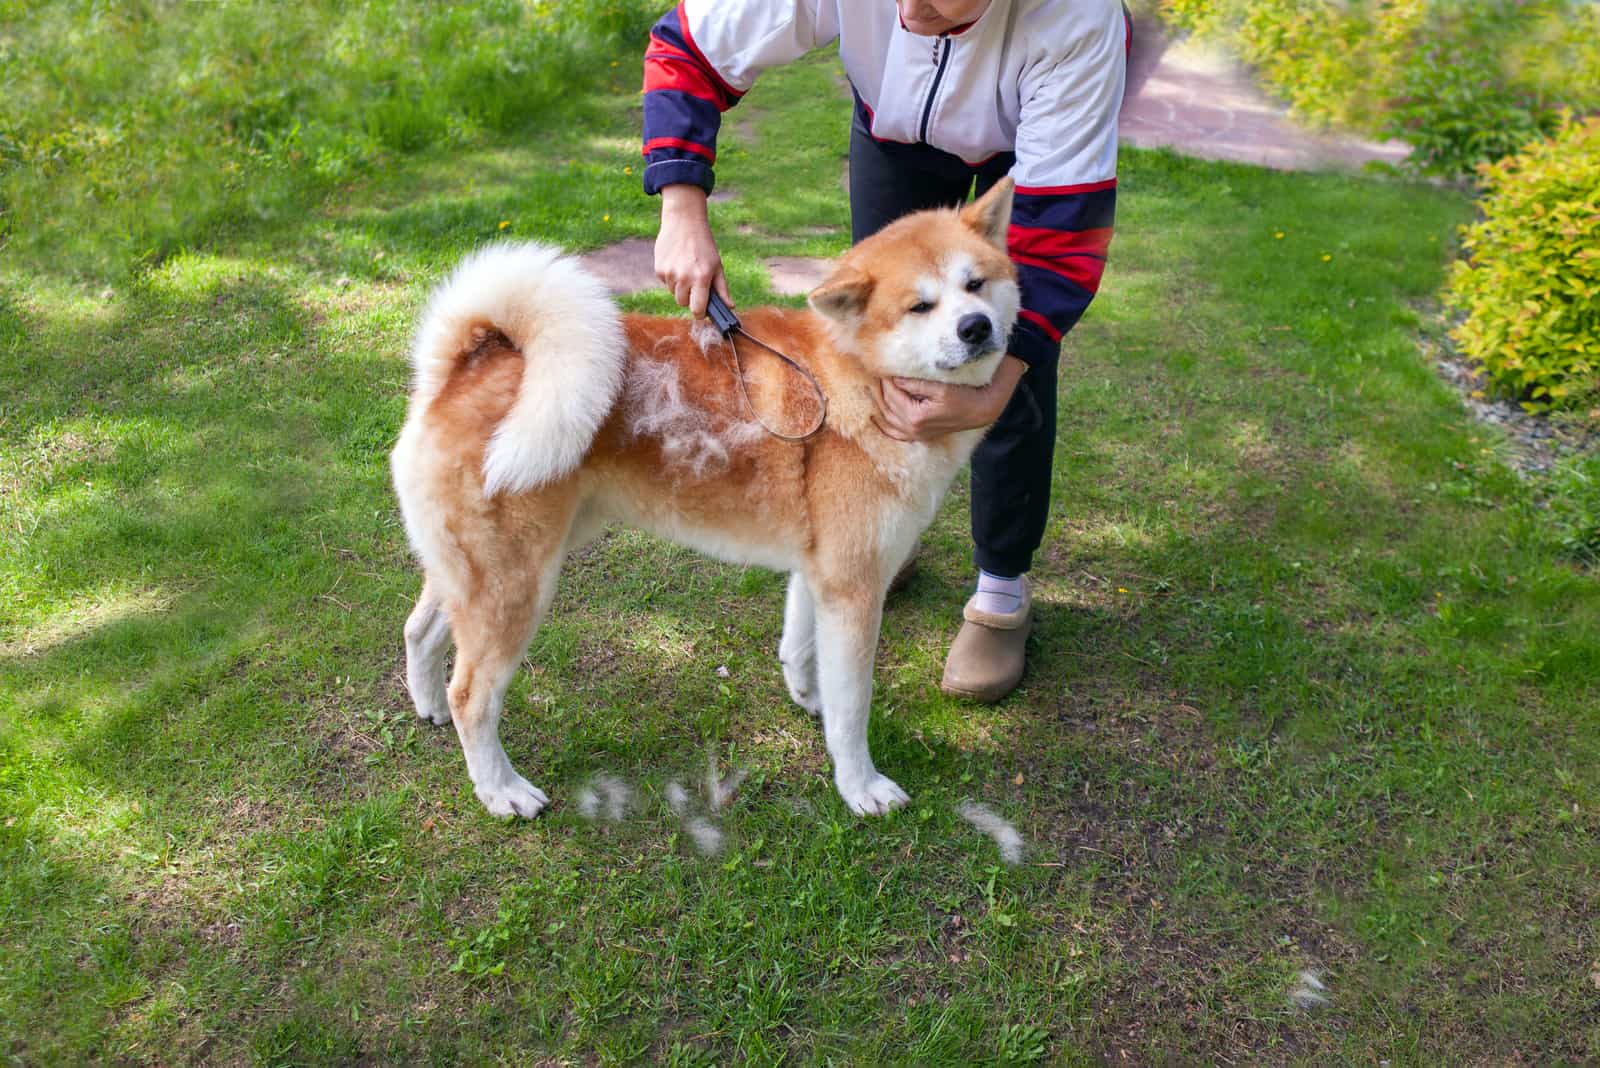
[642,0,840,313]
[655,184,731,317]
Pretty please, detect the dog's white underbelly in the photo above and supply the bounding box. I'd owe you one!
[589,491,806,573]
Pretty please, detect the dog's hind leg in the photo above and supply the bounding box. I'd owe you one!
[446,542,566,820]
[404,579,452,726]
[810,581,908,816]
[779,572,821,717]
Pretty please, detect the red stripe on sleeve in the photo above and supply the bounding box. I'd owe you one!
[644,56,728,104]
[1018,309,1064,342]
[645,39,699,66]
[1011,253,1106,293]
[642,137,716,161]
[1015,178,1118,196]
[1009,225,1113,260]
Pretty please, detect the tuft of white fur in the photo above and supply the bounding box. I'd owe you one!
[1288,970,1329,1010]
[407,242,626,497]
[684,816,724,856]
[688,318,723,356]
[663,776,728,856]
[576,774,633,821]
[705,753,748,811]
[575,786,600,819]
[958,800,1025,864]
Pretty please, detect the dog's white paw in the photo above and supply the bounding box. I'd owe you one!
[414,698,451,726]
[785,677,823,717]
[405,674,452,725]
[837,773,909,817]
[475,776,549,820]
[780,657,822,716]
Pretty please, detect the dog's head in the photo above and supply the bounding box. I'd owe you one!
[809,177,1020,388]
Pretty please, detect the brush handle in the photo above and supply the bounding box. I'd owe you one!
[706,291,740,337]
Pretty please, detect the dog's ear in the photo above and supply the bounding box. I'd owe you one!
[960,176,1014,249]
[809,264,874,322]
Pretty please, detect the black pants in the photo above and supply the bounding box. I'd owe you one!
[849,116,1057,578]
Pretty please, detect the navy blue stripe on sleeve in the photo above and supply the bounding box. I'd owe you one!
[643,91,723,158]
[1011,185,1117,234]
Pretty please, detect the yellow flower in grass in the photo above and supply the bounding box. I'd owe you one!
[603,214,611,222]
[498,220,510,230]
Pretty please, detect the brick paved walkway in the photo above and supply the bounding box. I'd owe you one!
[1119,18,1410,172]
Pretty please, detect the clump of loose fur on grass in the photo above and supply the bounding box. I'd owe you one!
[575,774,633,821]
[1288,970,1329,1010]
[664,779,724,855]
[957,800,1024,864]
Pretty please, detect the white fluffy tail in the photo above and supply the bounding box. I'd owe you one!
[408,242,626,496]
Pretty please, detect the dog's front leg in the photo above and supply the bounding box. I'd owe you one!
[812,586,908,816]
[779,572,821,716]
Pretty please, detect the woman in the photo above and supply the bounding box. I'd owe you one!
[642,0,1127,701]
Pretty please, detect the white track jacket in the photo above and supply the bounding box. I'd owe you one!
[642,0,1129,365]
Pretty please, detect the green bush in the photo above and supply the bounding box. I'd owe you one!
[1444,114,1600,413]
[1381,3,1564,176]
[1155,0,1599,177]
[0,0,659,277]
[1158,0,1421,130]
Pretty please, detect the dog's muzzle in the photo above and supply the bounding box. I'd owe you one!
[957,313,993,348]
[937,313,1001,369]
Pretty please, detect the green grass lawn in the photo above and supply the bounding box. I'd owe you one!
[3,27,1598,1067]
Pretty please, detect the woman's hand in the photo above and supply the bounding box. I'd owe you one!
[655,184,732,318]
[875,356,1027,441]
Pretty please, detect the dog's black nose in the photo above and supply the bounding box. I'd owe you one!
[957,313,992,346]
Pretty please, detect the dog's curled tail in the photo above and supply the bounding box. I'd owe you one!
[408,242,626,497]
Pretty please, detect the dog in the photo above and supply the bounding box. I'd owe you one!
[390,177,1019,819]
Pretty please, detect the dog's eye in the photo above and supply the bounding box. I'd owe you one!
[965,277,985,292]
[909,300,935,314]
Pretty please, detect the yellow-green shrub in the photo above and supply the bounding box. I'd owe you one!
[1509,2,1600,115]
[1444,115,1600,412]
[1153,0,1589,176]
[1156,0,1412,129]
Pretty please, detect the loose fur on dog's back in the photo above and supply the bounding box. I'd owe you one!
[406,242,626,497]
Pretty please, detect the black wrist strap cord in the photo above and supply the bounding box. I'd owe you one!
[707,292,828,443]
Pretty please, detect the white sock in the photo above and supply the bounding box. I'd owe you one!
[971,569,1025,617]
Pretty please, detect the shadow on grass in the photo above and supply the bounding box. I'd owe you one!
[0,262,409,789]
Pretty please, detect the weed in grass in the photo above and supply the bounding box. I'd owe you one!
[994,1021,1050,1064]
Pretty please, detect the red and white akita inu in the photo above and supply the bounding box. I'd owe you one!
[391,178,1019,819]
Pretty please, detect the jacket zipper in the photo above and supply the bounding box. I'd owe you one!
[918,34,952,144]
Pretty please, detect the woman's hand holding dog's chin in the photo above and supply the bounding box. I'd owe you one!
[656,184,732,318]
[875,356,1026,442]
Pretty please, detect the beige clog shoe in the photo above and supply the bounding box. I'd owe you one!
[939,578,1031,702]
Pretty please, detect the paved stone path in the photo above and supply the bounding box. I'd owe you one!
[1118,20,1410,172]
[580,18,1410,299]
